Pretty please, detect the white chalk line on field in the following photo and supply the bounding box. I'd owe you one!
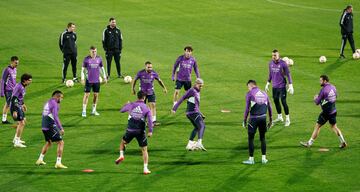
[265,0,342,12]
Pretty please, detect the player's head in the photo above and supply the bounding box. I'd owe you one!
[52,90,64,103]
[320,75,329,86]
[184,45,193,58]
[246,80,257,91]
[20,73,32,86]
[67,22,76,32]
[345,5,353,13]
[137,90,147,100]
[10,56,19,68]
[145,61,153,73]
[89,46,97,56]
[109,17,116,28]
[194,78,204,90]
[272,49,280,61]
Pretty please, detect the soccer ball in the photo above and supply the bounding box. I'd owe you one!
[65,80,74,87]
[319,56,327,63]
[356,49,360,54]
[124,76,132,83]
[282,57,290,63]
[353,52,360,59]
[288,59,294,66]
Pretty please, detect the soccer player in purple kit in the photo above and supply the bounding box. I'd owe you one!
[11,73,32,148]
[300,75,347,148]
[132,61,167,126]
[81,46,107,117]
[1,56,19,124]
[115,91,153,175]
[172,78,206,151]
[265,49,294,127]
[242,80,272,164]
[35,90,68,169]
[171,46,200,106]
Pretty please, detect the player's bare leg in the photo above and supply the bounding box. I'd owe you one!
[142,146,151,174]
[82,92,90,117]
[115,139,127,164]
[55,140,67,169]
[173,89,180,106]
[36,141,51,165]
[331,124,347,148]
[91,93,99,115]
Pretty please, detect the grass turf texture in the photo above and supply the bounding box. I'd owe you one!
[0,0,360,191]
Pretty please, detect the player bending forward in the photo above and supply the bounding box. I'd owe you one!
[115,91,153,175]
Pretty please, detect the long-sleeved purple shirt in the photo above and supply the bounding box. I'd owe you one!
[314,83,337,115]
[11,83,26,105]
[134,69,159,95]
[267,59,293,88]
[171,55,200,81]
[243,87,272,121]
[172,87,201,115]
[1,66,17,96]
[42,98,63,130]
[83,56,103,83]
[120,100,153,133]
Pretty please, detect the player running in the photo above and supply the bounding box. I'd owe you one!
[265,49,294,126]
[11,73,32,148]
[132,61,167,126]
[242,80,272,165]
[172,78,206,151]
[171,46,200,106]
[81,46,107,117]
[300,75,347,148]
[115,91,153,175]
[1,56,19,124]
[35,90,67,169]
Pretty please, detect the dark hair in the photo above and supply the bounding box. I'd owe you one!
[184,45,193,52]
[90,45,96,50]
[346,5,352,10]
[247,80,257,85]
[272,49,279,53]
[67,22,75,28]
[145,61,152,65]
[11,56,19,62]
[52,90,63,97]
[320,75,329,82]
[21,73,32,83]
[137,91,147,99]
[109,17,115,22]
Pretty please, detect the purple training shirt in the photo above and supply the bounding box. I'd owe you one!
[120,100,153,132]
[243,87,272,121]
[267,59,293,88]
[173,87,201,115]
[172,55,200,81]
[11,83,26,105]
[42,98,63,130]
[83,55,103,83]
[0,66,17,96]
[314,83,337,115]
[134,69,159,95]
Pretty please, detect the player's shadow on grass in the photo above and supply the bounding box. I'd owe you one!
[323,58,350,74]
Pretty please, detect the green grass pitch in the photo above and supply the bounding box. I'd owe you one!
[0,0,359,191]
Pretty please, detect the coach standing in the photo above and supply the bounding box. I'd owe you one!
[59,22,78,83]
[102,17,123,79]
[339,5,356,58]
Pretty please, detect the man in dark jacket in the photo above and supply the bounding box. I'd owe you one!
[102,18,123,78]
[59,22,78,83]
[339,5,356,58]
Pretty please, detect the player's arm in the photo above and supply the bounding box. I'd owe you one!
[0,69,8,97]
[156,78,167,93]
[265,63,271,92]
[172,89,192,113]
[242,94,251,128]
[120,103,132,113]
[131,76,138,95]
[118,29,123,51]
[59,32,64,52]
[101,66,107,83]
[171,58,181,81]
[10,96,20,119]
[146,111,153,137]
[102,28,107,51]
[267,97,273,128]
[81,67,86,85]
[314,89,323,105]
[339,12,347,31]
[283,63,294,94]
[193,61,200,78]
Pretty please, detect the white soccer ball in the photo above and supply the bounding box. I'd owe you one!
[65,80,74,87]
[124,76,132,83]
[282,57,290,63]
[319,56,327,63]
[288,59,294,66]
[353,52,360,59]
[356,49,360,54]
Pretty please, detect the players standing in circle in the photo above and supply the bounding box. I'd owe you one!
[59,22,78,83]
[11,73,32,148]
[35,90,68,169]
[132,61,167,126]
[242,80,272,165]
[102,17,123,79]
[300,75,347,148]
[265,49,294,127]
[339,5,355,58]
[172,78,206,151]
[1,56,19,124]
[171,46,200,106]
[81,46,107,117]
[115,91,153,175]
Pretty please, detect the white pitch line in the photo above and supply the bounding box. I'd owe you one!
[265,0,342,12]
